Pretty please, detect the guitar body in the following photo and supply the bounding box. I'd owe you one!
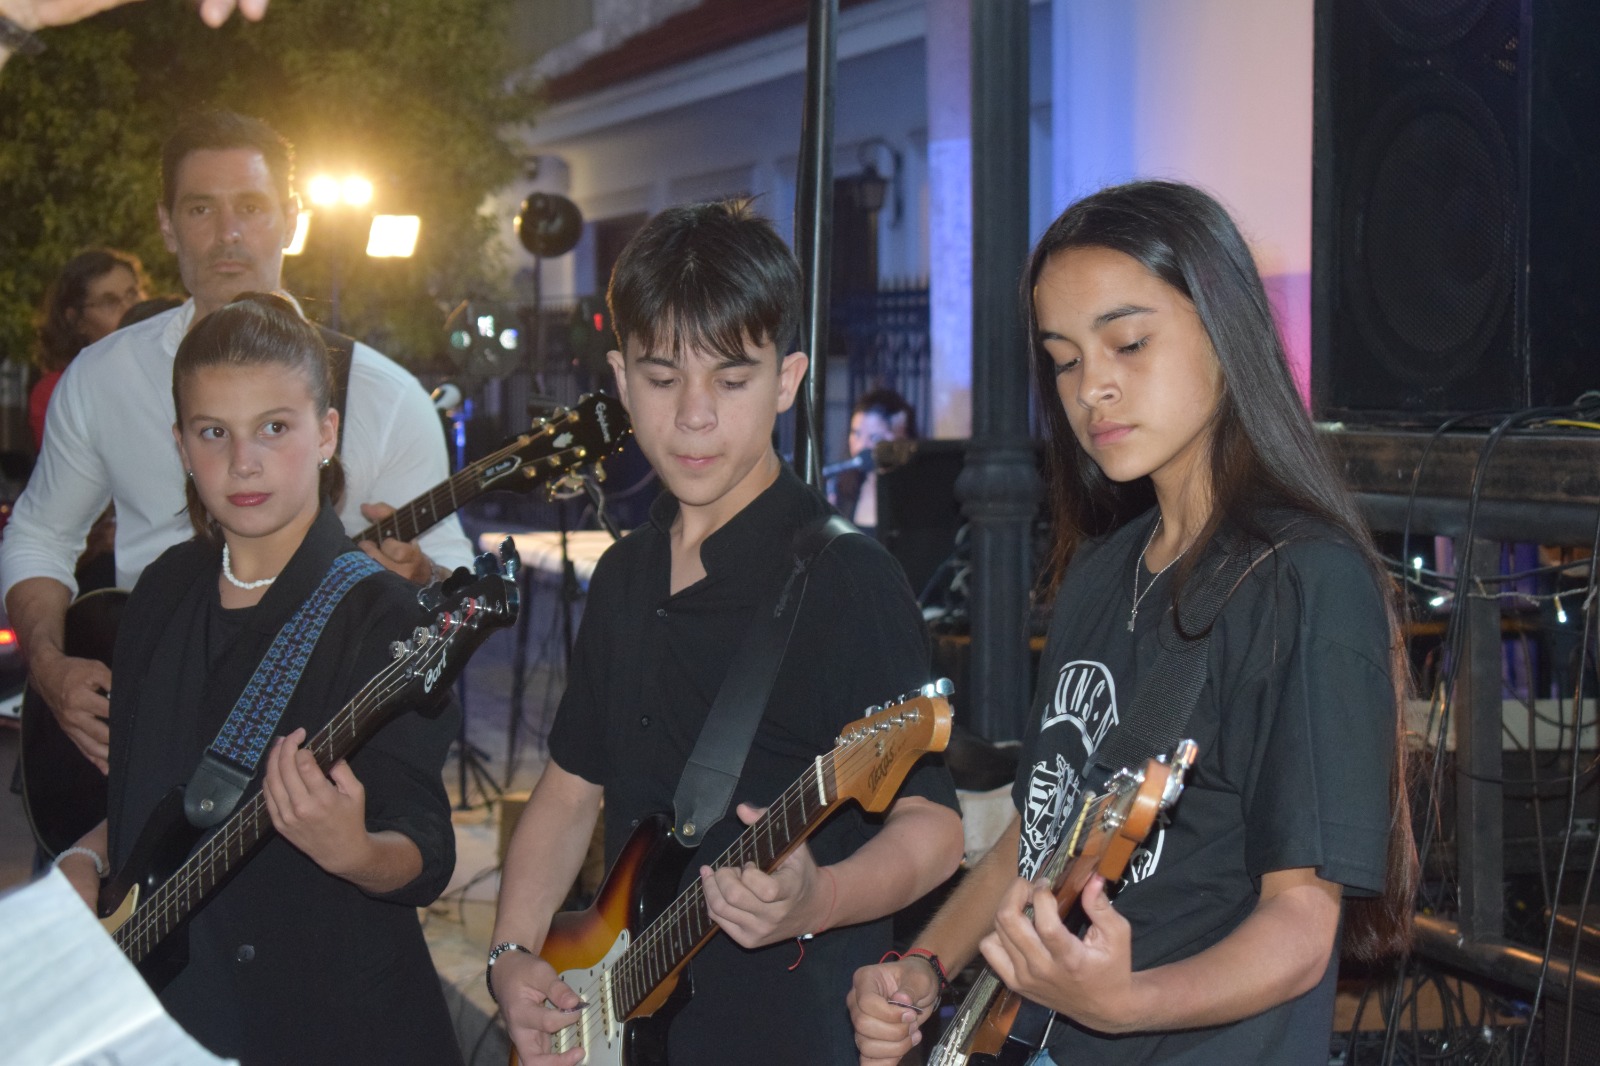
[18,588,127,857]
[96,785,204,989]
[531,815,694,1066]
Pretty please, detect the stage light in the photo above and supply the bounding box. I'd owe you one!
[1429,595,1448,608]
[367,215,420,258]
[1411,556,1424,574]
[342,176,374,207]
[499,328,520,351]
[308,175,342,207]
[476,314,497,339]
[285,211,311,255]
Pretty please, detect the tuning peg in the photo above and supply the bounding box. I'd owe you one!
[416,584,444,614]
[473,551,496,577]
[928,678,954,697]
[412,626,432,646]
[592,463,607,483]
[390,640,411,659]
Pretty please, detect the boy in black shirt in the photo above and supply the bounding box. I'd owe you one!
[491,200,964,1065]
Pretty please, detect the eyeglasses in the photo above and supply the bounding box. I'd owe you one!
[82,291,142,313]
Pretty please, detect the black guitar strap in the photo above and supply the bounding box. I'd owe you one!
[1090,534,1257,776]
[671,514,858,848]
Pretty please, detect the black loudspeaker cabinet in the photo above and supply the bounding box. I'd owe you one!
[1311,0,1600,424]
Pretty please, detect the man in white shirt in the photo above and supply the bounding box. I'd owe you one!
[1,108,473,772]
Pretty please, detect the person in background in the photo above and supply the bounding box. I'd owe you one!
[31,248,148,452]
[831,387,915,537]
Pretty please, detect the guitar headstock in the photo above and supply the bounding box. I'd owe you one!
[478,392,633,498]
[831,679,955,813]
[396,544,520,698]
[1087,738,1199,879]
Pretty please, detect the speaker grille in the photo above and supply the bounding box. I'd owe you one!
[1342,79,1514,385]
[1363,0,1494,49]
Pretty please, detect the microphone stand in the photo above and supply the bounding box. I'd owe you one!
[444,400,502,811]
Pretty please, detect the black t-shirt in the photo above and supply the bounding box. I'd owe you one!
[1011,510,1393,1064]
[548,463,959,1065]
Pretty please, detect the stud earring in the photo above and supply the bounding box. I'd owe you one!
[319,456,331,469]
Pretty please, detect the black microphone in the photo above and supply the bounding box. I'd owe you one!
[820,451,874,480]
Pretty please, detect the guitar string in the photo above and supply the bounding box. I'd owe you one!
[554,704,942,1047]
[116,643,436,955]
[115,612,489,957]
[929,780,1143,1060]
[362,423,557,544]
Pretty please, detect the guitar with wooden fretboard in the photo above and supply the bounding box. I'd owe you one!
[99,548,519,981]
[19,393,630,857]
[510,681,956,1066]
[925,739,1199,1066]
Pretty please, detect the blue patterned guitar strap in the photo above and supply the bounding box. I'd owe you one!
[184,551,386,828]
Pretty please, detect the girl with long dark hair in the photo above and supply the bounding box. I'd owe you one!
[849,180,1414,1064]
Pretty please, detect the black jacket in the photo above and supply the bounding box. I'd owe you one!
[107,506,462,1065]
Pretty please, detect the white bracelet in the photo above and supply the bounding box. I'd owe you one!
[54,846,106,879]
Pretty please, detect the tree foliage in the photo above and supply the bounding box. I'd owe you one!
[0,0,537,366]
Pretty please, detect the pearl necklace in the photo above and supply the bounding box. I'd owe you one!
[222,544,277,590]
[1129,516,1187,632]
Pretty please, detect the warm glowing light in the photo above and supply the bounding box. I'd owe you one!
[367,215,420,258]
[284,211,311,255]
[342,176,374,207]
[308,175,342,207]
[0,629,16,646]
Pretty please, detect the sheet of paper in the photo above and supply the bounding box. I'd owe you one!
[0,868,234,1065]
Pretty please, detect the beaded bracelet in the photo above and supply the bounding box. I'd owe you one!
[881,947,951,992]
[53,846,106,879]
[485,941,532,1006]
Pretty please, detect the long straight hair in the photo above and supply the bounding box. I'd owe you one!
[1026,180,1415,960]
[172,293,345,546]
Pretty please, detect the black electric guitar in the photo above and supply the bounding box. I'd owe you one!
[513,681,956,1066]
[19,393,630,857]
[99,549,519,980]
[925,740,1199,1066]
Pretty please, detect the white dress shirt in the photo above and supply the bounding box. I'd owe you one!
[0,300,474,600]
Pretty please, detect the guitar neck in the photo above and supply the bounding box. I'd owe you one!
[353,458,489,545]
[112,651,422,963]
[609,753,842,1017]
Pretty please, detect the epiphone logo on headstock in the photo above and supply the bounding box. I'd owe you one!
[593,400,614,441]
[423,646,449,693]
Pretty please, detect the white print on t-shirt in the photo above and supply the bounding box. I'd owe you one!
[1018,659,1120,879]
[1125,825,1166,884]
[1020,753,1080,879]
[1041,660,1119,755]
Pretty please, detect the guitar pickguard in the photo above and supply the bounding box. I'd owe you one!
[552,928,632,1066]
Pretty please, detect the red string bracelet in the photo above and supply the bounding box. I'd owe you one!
[880,947,950,992]
[787,866,839,971]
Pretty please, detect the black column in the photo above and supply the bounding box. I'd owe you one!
[956,0,1039,741]
[792,0,838,487]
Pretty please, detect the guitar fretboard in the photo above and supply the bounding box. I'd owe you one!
[353,427,571,546]
[605,751,840,1018]
[113,629,458,963]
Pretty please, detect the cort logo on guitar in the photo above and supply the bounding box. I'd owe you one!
[423,647,448,694]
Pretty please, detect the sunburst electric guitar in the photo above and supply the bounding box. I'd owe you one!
[510,681,956,1066]
[926,739,1199,1066]
[98,549,520,980]
[20,393,630,857]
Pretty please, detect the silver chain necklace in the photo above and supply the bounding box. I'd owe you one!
[222,543,278,591]
[1129,516,1187,632]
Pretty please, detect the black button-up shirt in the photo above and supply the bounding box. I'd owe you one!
[549,463,957,1064]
